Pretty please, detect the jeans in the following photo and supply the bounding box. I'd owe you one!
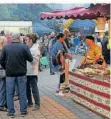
[56,73,60,92]
[0,78,6,107]
[15,83,19,96]
[27,76,40,107]
[69,46,75,54]
[6,76,27,114]
[74,45,80,54]
[49,57,54,73]
[50,56,60,73]
[56,72,65,91]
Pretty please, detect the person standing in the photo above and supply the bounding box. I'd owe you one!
[0,33,33,118]
[101,32,110,65]
[74,33,81,54]
[0,36,7,111]
[48,32,56,75]
[25,34,40,111]
[4,31,12,44]
[50,33,66,96]
[43,34,48,57]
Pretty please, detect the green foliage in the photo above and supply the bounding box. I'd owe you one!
[0,4,52,21]
[88,3,95,8]
[0,4,59,31]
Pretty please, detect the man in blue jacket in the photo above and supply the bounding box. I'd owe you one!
[0,33,33,118]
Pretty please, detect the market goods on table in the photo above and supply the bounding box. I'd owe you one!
[74,64,110,81]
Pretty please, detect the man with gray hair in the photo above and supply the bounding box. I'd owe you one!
[4,30,12,44]
[0,33,33,118]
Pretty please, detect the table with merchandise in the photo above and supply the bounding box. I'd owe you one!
[69,64,110,119]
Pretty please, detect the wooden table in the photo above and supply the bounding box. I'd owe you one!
[69,71,110,119]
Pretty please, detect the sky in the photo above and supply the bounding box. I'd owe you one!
[0,0,110,4]
[47,4,90,10]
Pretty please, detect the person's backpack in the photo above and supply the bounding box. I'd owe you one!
[53,53,61,66]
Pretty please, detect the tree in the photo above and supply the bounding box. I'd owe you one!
[0,4,58,31]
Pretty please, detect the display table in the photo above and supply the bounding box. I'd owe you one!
[69,71,110,119]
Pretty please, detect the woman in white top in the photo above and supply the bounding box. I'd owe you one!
[25,33,40,111]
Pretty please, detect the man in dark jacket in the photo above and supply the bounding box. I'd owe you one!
[101,34,110,64]
[0,33,33,118]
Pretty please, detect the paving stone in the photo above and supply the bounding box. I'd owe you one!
[92,116,105,119]
[45,115,57,119]
[80,117,93,119]
[56,115,69,119]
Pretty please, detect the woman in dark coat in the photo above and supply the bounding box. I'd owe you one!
[0,36,7,111]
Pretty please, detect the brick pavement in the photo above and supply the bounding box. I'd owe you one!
[0,96,78,119]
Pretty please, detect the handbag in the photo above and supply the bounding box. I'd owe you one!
[96,58,103,65]
[40,57,48,66]
[60,73,65,83]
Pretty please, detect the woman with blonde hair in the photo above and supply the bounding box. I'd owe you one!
[0,36,7,111]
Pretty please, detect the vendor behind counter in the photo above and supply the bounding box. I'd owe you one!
[80,36,107,68]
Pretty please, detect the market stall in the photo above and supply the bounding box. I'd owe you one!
[69,64,110,119]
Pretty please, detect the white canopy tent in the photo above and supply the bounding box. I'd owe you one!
[0,21,32,34]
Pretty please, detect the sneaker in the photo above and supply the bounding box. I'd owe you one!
[58,91,64,96]
[63,90,70,93]
[39,69,43,72]
[28,103,33,107]
[21,111,28,117]
[0,106,7,112]
[55,90,59,96]
[32,105,40,111]
[64,87,70,93]
[7,112,14,118]
[56,90,59,93]
[55,91,64,96]
[65,87,70,91]
[50,72,55,75]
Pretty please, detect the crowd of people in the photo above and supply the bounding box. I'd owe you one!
[0,29,110,118]
[0,32,40,118]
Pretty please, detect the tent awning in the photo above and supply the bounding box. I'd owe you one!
[33,23,54,36]
[40,4,110,20]
[41,7,86,19]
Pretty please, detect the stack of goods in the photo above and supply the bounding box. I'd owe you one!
[75,64,110,82]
